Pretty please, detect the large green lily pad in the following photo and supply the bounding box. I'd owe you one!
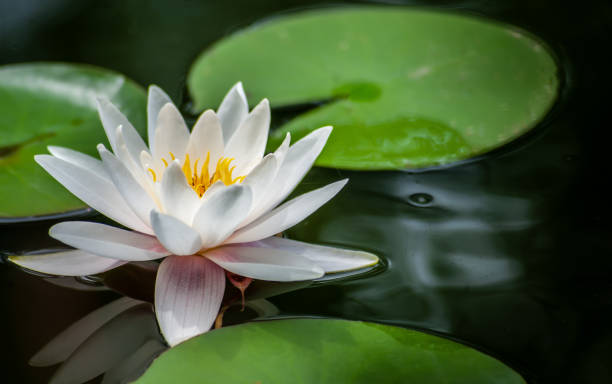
[0,63,146,220]
[135,319,525,384]
[188,7,559,169]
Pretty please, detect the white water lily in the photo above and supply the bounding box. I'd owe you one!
[10,83,378,346]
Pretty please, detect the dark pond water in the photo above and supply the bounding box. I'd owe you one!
[1,0,612,383]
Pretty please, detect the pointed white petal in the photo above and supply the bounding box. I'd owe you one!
[242,153,279,210]
[224,99,270,175]
[150,211,203,255]
[96,98,147,161]
[49,221,169,261]
[9,250,125,276]
[115,126,160,202]
[205,245,324,281]
[256,126,332,216]
[152,103,190,162]
[34,155,151,234]
[147,85,173,149]
[217,82,249,144]
[47,146,106,176]
[253,237,379,273]
[99,144,157,227]
[228,179,347,244]
[159,162,200,224]
[30,297,143,367]
[185,109,224,175]
[192,184,252,248]
[49,303,158,384]
[155,255,225,346]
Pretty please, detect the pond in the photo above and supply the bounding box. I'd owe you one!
[1,0,611,383]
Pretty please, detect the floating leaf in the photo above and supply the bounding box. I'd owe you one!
[0,63,146,220]
[135,319,525,384]
[188,7,559,169]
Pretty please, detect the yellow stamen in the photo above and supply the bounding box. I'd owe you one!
[182,154,245,197]
[182,153,192,184]
[169,152,176,160]
[148,168,157,182]
[162,158,168,167]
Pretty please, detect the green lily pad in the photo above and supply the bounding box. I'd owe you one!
[0,63,146,220]
[135,319,525,384]
[188,7,559,169]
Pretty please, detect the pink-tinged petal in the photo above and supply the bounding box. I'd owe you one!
[147,85,173,149]
[250,237,379,273]
[160,162,200,224]
[96,97,147,163]
[155,255,225,346]
[49,303,158,384]
[47,146,106,176]
[34,155,151,234]
[205,245,324,282]
[217,81,249,144]
[192,184,252,248]
[228,179,347,244]
[152,103,190,163]
[150,211,203,255]
[49,221,169,261]
[9,250,125,276]
[223,99,270,175]
[185,109,224,175]
[30,297,143,367]
[98,144,157,228]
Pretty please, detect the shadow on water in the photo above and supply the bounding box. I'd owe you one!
[1,0,612,383]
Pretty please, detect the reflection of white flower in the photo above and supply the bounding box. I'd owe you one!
[11,83,378,346]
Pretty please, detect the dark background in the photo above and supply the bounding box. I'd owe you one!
[1,0,612,383]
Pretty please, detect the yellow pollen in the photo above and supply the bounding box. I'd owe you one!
[181,152,245,197]
[147,168,157,182]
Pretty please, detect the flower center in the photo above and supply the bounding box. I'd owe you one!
[147,152,245,197]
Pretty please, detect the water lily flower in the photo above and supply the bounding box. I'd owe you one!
[10,83,379,346]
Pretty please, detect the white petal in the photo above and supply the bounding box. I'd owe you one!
[150,211,203,255]
[205,245,324,281]
[242,133,291,223]
[49,221,169,261]
[147,85,173,149]
[242,153,279,210]
[217,81,248,144]
[99,144,157,228]
[155,255,225,346]
[185,109,225,175]
[49,303,158,384]
[228,179,347,244]
[152,103,190,163]
[9,250,125,276]
[224,98,270,175]
[252,237,379,273]
[34,155,151,234]
[96,97,147,162]
[30,297,143,367]
[160,162,201,224]
[115,126,160,201]
[47,146,106,176]
[255,126,332,217]
[192,184,252,248]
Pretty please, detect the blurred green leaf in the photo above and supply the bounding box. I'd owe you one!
[188,7,559,169]
[136,318,525,384]
[0,63,146,219]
